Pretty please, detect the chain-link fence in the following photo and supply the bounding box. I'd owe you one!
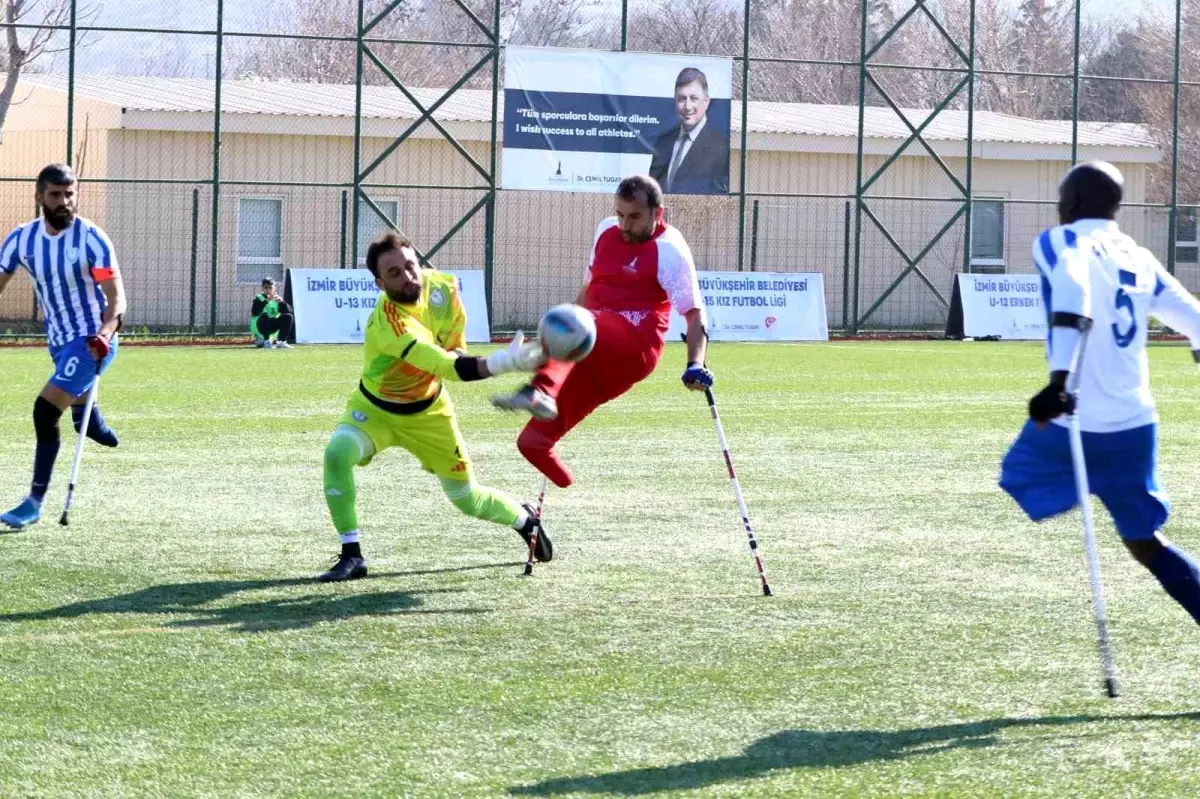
[0,0,1192,336]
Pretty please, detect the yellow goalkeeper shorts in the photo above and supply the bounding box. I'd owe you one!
[337,387,472,479]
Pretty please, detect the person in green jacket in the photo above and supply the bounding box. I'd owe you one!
[250,277,294,349]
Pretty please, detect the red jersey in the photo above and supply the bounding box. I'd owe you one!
[583,217,704,356]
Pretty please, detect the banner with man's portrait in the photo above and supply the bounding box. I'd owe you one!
[502,46,734,196]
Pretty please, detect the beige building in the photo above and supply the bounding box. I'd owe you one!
[0,75,1163,332]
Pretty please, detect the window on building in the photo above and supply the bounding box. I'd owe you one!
[1176,207,1198,264]
[970,198,1005,273]
[357,199,400,264]
[237,198,283,284]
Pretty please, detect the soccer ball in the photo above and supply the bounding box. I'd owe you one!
[537,304,597,363]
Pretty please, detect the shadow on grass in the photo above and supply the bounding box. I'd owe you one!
[0,562,520,633]
[509,712,1200,796]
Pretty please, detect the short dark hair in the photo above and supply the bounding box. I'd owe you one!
[616,175,664,210]
[1058,161,1123,224]
[262,277,275,287]
[365,230,416,278]
[36,163,76,192]
[674,68,709,96]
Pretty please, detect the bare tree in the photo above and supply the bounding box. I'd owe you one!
[1078,23,1150,124]
[1052,2,1200,203]
[616,0,742,57]
[228,0,386,84]
[1119,3,1200,203]
[129,36,213,79]
[503,0,601,47]
[748,0,861,104]
[228,0,600,87]
[227,0,1131,126]
[0,0,97,134]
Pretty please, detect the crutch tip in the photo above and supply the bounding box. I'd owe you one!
[522,563,533,576]
[1105,678,1119,698]
[58,513,69,526]
[762,584,773,597]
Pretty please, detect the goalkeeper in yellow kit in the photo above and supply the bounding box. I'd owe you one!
[319,232,550,582]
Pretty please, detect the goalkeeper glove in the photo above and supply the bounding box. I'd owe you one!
[485,331,546,375]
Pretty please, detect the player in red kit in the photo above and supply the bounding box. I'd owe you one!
[492,174,713,488]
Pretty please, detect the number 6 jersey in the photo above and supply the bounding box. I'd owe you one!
[1033,219,1200,432]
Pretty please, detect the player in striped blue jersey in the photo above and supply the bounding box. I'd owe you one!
[0,163,127,529]
[1000,162,1200,625]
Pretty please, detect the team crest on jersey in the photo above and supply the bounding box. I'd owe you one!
[618,310,649,327]
[352,410,368,423]
[66,247,79,264]
[430,287,447,307]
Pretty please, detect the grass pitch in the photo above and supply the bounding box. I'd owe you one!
[2,341,1200,797]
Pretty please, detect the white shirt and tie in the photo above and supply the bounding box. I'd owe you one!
[666,117,706,191]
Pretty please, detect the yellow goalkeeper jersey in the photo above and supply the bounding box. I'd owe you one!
[359,270,468,406]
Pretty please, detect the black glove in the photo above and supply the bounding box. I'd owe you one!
[1028,380,1075,424]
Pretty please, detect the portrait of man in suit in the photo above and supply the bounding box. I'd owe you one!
[648,67,730,195]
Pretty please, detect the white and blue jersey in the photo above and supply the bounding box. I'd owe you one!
[1032,219,1200,433]
[1001,218,1200,540]
[0,215,118,351]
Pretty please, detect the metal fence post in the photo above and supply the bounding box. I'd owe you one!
[486,0,501,330]
[209,0,224,336]
[66,0,77,164]
[851,0,868,335]
[749,199,760,271]
[1069,0,1081,167]
[190,188,199,330]
[855,0,965,329]
[620,0,628,50]
[339,190,348,269]
[962,0,977,276]
[734,0,752,272]
[842,200,851,332]
[1168,0,1183,275]
[351,0,365,271]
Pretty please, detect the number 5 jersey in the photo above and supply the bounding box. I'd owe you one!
[1033,219,1200,432]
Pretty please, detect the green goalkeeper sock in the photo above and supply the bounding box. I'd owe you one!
[439,477,524,528]
[324,432,362,534]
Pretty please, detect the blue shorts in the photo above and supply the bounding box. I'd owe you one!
[48,335,119,398]
[999,420,1168,541]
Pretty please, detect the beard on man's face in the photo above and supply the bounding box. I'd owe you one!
[43,204,74,229]
[386,283,421,304]
[622,224,654,244]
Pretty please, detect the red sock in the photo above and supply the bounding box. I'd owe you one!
[518,426,574,488]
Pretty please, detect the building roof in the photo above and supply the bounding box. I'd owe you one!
[747,101,1153,149]
[21,73,1156,150]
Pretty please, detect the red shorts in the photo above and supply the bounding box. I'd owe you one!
[528,310,662,440]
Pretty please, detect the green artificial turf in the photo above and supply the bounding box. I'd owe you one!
[2,341,1199,797]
